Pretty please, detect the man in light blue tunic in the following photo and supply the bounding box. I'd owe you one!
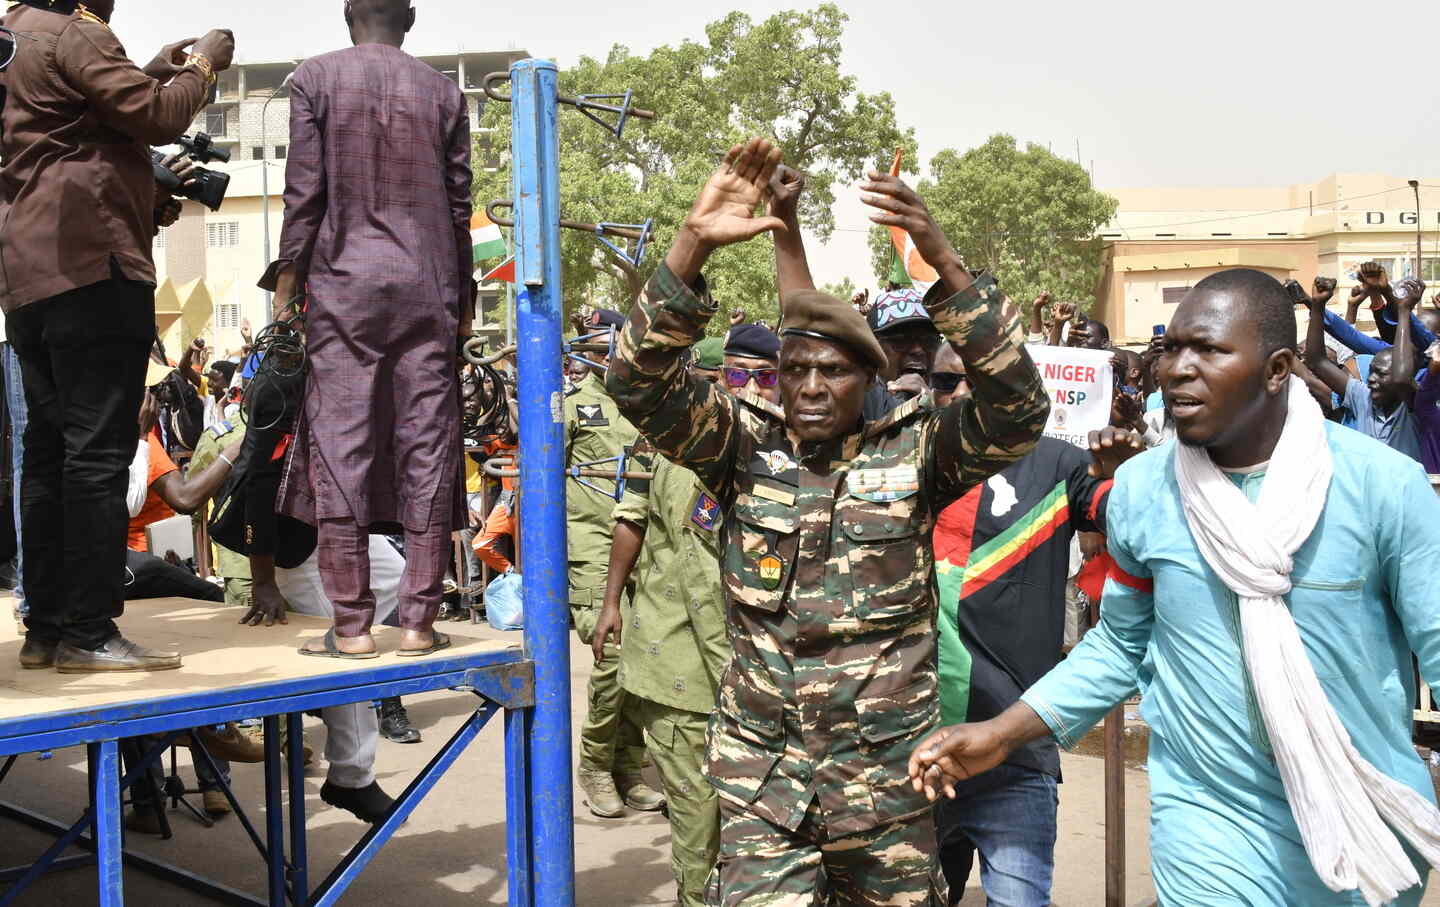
[910,268,1440,906]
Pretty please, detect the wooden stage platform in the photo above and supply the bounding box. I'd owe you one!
[0,598,518,730]
[0,598,536,907]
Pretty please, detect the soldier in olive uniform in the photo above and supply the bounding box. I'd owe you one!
[565,309,663,817]
[606,139,1049,905]
[593,324,783,906]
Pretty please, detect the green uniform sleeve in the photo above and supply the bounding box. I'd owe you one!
[606,262,744,497]
[925,274,1050,505]
[612,440,653,528]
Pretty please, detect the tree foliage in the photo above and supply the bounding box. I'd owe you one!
[868,135,1117,311]
[472,5,915,331]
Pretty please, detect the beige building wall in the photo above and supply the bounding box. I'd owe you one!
[1095,172,1440,343]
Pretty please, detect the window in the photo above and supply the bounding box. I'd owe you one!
[1211,232,1232,237]
[205,221,240,248]
[204,107,227,136]
[1162,286,1191,305]
[1423,260,1440,282]
[214,303,241,331]
[274,145,287,160]
[253,146,265,161]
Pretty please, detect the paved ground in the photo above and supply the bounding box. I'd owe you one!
[1,623,1433,906]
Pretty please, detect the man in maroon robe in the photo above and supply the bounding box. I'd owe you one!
[260,0,471,656]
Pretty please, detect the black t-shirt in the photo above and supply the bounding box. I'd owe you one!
[933,436,1111,780]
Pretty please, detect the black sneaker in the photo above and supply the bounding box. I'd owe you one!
[379,697,421,744]
[320,781,394,824]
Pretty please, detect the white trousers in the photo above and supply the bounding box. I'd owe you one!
[274,536,404,788]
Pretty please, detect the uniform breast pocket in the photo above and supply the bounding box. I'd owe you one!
[839,497,926,622]
[723,493,797,614]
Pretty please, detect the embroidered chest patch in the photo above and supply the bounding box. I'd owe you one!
[690,491,720,531]
[757,449,798,476]
[576,404,608,426]
[846,464,920,502]
[756,553,785,590]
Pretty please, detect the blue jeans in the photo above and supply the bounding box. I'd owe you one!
[1,342,25,613]
[934,762,1058,907]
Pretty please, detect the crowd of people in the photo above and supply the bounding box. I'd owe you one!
[0,0,1437,905]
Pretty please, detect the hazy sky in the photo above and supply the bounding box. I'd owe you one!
[109,0,1440,287]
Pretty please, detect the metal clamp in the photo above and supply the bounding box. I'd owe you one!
[483,455,653,501]
[460,334,614,370]
[486,200,654,269]
[483,72,655,139]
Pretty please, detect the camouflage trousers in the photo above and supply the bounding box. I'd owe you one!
[569,569,646,776]
[636,698,719,907]
[710,797,946,907]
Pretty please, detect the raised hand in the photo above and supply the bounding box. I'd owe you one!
[860,171,959,276]
[681,138,787,251]
[1311,276,1337,306]
[1032,291,1052,311]
[768,164,805,225]
[1089,425,1144,478]
[1053,301,1077,324]
[144,37,198,81]
[1394,277,1426,310]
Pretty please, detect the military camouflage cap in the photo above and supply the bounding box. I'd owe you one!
[692,337,724,369]
[779,289,887,371]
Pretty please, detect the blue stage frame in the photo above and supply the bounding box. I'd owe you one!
[510,57,577,907]
[0,645,536,906]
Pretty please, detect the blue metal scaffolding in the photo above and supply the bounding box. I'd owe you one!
[0,56,584,907]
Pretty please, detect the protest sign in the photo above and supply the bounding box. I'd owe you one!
[1024,344,1114,448]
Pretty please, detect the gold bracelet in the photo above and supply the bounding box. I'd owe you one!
[184,53,216,85]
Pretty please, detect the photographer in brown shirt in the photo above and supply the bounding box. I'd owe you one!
[0,0,232,672]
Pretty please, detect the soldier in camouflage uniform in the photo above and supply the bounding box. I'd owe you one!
[593,324,784,906]
[606,138,1049,905]
[565,309,663,818]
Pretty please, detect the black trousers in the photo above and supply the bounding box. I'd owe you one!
[124,549,223,602]
[8,277,154,649]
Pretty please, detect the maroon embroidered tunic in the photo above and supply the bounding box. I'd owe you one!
[269,43,471,535]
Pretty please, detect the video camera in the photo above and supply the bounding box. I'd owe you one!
[152,133,231,212]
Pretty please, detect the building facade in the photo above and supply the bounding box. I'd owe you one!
[1093,173,1440,342]
[154,49,524,355]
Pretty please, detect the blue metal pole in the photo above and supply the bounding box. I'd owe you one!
[510,58,575,907]
[91,740,122,906]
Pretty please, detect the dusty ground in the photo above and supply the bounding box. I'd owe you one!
[1,625,1433,906]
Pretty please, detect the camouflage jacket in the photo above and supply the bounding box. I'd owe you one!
[606,264,1049,836]
[564,371,639,579]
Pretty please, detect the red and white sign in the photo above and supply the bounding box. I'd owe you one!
[1025,344,1114,449]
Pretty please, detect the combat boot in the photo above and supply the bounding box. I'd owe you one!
[616,774,666,812]
[578,768,625,818]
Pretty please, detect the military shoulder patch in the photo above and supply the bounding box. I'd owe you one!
[846,464,920,502]
[575,404,608,426]
[690,490,720,531]
[863,393,932,438]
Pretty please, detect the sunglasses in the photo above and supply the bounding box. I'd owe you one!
[724,366,778,389]
[930,372,966,393]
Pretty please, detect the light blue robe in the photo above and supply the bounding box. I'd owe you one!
[1022,423,1440,906]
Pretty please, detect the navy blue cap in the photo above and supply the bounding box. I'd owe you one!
[725,323,780,362]
[590,309,626,330]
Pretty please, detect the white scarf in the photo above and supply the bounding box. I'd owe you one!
[1174,376,1440,906]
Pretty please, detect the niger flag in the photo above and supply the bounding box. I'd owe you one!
[887,149,939,293]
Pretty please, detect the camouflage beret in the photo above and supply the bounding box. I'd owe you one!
[779,289,887,371]
[692,337,724,369]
